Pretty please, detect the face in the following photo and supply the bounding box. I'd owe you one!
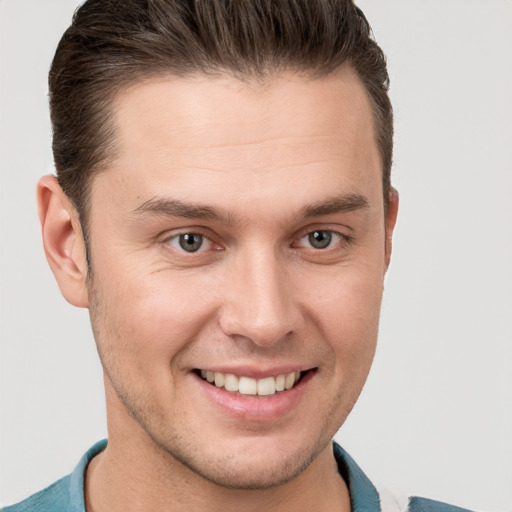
[84,67,396,489]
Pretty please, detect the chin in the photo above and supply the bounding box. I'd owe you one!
[175,446,320,490]
[158,429,330,491]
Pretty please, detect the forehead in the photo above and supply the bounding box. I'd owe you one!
[91,67,381,218]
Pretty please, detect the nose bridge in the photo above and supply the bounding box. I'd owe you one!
[220,245,301,346]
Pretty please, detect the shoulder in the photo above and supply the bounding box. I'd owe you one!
[407,497,475,512]
[378,486,476,512]
[2,439,107,512]
[1,476,71,512]
[333,442,476,512]
[378,488,476,512]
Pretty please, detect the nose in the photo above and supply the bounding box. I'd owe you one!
[219,249,303,347]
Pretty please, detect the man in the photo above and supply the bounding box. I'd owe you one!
[1,1,477,511]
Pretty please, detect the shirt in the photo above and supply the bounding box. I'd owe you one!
[2,440,473,512]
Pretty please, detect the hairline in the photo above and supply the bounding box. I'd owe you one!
[75,63,389,229]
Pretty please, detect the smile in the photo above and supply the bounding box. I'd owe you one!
[196,369,306,396]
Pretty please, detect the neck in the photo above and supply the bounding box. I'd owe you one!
[85,384,351,512]
[85,435,350,512]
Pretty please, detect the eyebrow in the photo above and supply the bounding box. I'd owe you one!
[131,197,234,223]
[131,192,370,223]
[299,193,370,219]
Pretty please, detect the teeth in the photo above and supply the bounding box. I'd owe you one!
[224,373,239,392]
[284,372,296,390]
[257,377,276,396]
[239,376,257,395]
[214,372,225,387]
[199,370,303,396]
[275,374,285,392]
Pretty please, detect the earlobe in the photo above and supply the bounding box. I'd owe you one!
[384,187,399,271]
[37,175,89,308]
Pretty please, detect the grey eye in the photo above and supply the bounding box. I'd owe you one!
[178,233,204,252]
[308,230,332,249]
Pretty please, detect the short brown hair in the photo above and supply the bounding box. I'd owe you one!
[49,0,393,227]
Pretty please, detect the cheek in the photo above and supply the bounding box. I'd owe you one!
[310,264,384,367]
[90,265,220,366]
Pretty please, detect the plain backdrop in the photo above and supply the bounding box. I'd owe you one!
[1,0,511,510]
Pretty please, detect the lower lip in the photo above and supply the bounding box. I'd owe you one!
[193,371,315,422]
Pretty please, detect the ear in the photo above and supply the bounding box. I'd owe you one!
[384,187,399,271]
[37,175,89,308]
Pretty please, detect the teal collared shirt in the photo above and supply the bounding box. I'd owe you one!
[2,440,472,512]
[3,440,107,512]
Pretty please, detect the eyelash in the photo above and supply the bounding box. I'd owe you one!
[165,231,218,254]
[294,230,350,251]
[164,228,351,255]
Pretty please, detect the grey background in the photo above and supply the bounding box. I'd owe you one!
[1,0,511,509]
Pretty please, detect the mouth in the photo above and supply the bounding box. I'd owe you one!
[194,369,312,397]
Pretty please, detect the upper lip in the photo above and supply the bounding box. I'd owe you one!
[192,365,316,379]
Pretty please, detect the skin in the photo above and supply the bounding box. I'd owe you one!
[39,65,398,512]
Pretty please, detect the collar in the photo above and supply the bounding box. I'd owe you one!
[70,439,379,512]
[333,441,381,512]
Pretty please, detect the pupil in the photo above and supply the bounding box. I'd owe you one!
[309,231,331,249]
[179,233,202,252]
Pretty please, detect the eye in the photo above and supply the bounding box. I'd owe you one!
[308,230,333,249]
[167,233,211,253]
[298,230,344,250]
